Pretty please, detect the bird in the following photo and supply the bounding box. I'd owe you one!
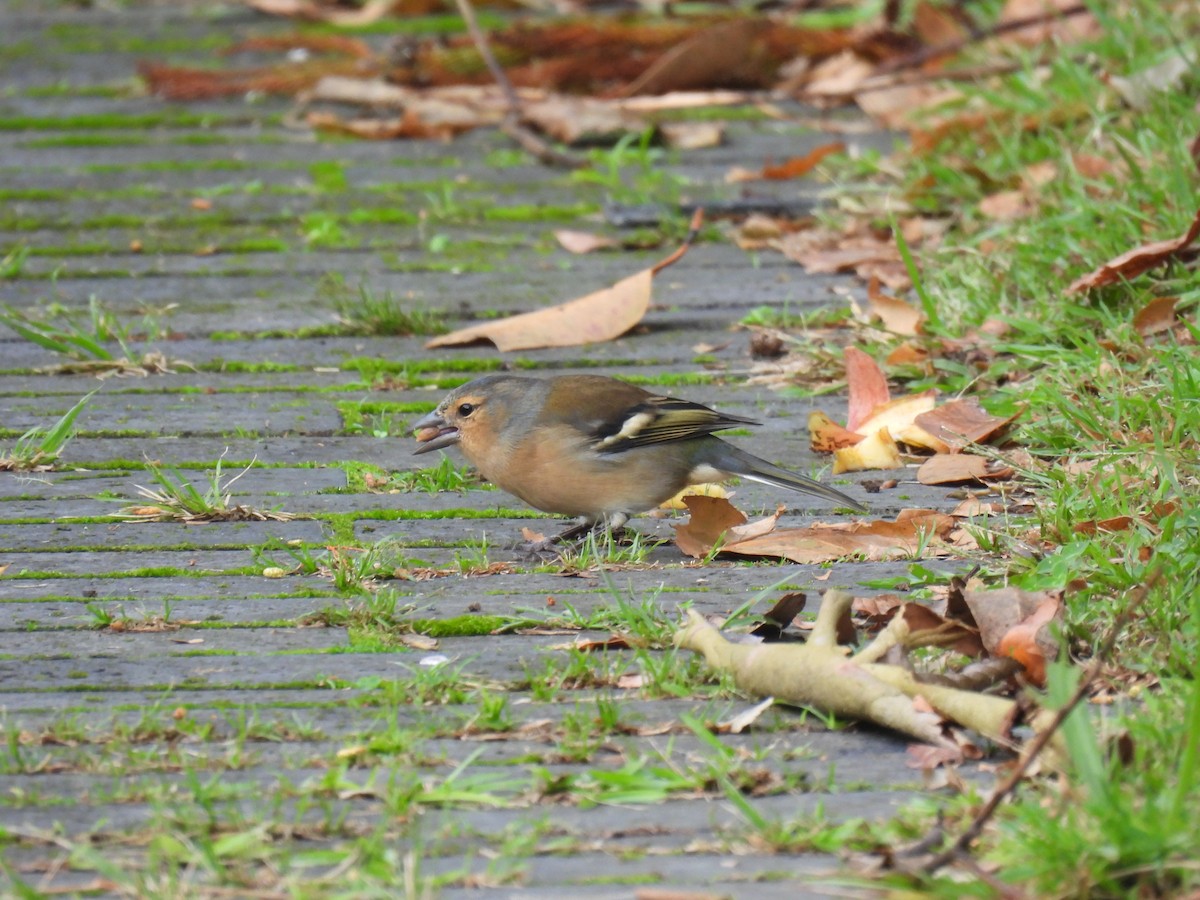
[412,373,865,543]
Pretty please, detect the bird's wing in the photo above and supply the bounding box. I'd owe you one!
[589,396,759,453]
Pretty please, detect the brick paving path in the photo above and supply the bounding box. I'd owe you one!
[0,5,967,896]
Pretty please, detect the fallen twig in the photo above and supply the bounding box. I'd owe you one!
[449,0,586,169]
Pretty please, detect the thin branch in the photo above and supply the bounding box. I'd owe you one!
[449,0,586,169]
[874,4,1090,75]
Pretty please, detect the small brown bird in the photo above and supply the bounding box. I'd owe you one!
[412,374,864,541]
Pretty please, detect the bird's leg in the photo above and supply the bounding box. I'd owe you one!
[513,517,593,559]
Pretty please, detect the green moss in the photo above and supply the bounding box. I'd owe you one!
[299,12,502,36]
[196,360,304,374]
[21,82,134,99]
[0,112,256,132]
[483,202,600,222]
[408,615,516,637]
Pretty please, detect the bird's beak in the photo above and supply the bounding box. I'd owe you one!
[412,409,460,455]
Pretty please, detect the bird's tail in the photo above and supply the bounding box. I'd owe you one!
[720,446,867,512]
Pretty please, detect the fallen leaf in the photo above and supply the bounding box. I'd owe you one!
[660,122,723,149]
[833,428,903,473]
[619,17,776,96]
[1067,208,1200,294]
[979,189,1029,221]
[1132,296,1178,337]
[675,497,953,564]
[245,0,394,25]
[997,0,1100,46]
[428,211,700,351]
[918,454,1015,485]
[750,592,809,640]
[523,95,648,145]
[554,230,618,255]
[913,398,1019,450]
[857,391,940,447]
[715,697,775,734]
[844,347,890,431]
[659,482,732,510]
[867,279,923,335]
[899,603,984,657]
[953,585,1063,662]
[996,596,1061,686]
[727,141,845,183]
[1108,46,1196,110]
[808,411,866,452]
[886,341,931,368]
[734,214,785,249]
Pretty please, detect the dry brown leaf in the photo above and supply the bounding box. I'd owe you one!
[1073,500,1178,536]
[554,230,618,255]
[899,603,984,657]
[833,428,903,473]
[996,596,1061,686]
[917,454,1014,485]
[660,121,723,150]
[802,50,875,100]
[715,697,775,734]
[1132,296,1178,337]
[979,189,1030,221]
[858,391,940,449]
[867,280,923,336]
[996,0,1100,46]
[244,0,395,25]
[620,18,775,97]
[951,497,1004,517]
[954,585,1062,664]
[522,96,647,146]
[307,109,479,141]
[913,397,1019,450]
[808,410,866,452]
[1067,208,1200,294]
[852,592,905,624]
[675,497,953,564]
[854,82,962,129]
[886,341,932,368]
[727,141,845,183]
[428,215,698,351]
[845,346,890,432]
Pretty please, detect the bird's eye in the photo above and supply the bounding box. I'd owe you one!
[457,402,476,417]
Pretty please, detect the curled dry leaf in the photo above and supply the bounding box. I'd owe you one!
[913,397,1019,451]
[428,211,700,351]
[952,584,1063,671]
[1067,207,1200,294]
[674,496,954,564]
[808,410,865,452]
[856,391,940,449]
[845,346,890,432]
[867,280,923,336]
[832,427,902,473]
[715,697,775,734]
[1132,296,1178,337]
[660,121,723,150]
[658,481,732,510]
[996,596,1061,686]
[725,141,845,183]
[917,454,1014,485]
[553,230,618,255]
